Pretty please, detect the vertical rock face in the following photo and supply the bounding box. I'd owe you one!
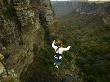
[0,0,53,80]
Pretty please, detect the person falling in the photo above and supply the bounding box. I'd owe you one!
[52,40,71,68]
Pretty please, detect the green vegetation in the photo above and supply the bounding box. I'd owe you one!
[20,14,74,81]
[1,0,110,82]
[51,12,110,82]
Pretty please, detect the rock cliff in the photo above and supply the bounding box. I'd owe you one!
[0,0,54,81]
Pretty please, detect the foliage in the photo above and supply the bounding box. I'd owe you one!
[20,22,74,82]
[52,12,110,82]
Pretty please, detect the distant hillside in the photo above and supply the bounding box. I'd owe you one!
[51,1,80,17]
[51,1,110,18]
[51,12,110,82]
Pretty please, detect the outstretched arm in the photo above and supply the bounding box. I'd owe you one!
[62,46,71,51]
[52,40,57,50]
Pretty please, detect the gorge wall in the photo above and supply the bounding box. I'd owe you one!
[0,0,54,81]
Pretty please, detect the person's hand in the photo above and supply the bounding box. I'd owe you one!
[68,46,71,48]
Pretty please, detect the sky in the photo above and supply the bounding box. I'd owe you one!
[51,0,110,1]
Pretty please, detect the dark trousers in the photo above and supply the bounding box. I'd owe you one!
[54,53,62,65]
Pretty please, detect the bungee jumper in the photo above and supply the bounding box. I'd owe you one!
[52,40,71,68]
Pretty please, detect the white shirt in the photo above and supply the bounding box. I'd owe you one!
[52,40,71,54]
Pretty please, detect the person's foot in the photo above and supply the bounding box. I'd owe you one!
[55,65,59,68]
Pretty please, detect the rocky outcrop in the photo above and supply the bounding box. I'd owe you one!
[0,0,54,81]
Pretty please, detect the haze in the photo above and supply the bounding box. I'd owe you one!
[51,0,110,1]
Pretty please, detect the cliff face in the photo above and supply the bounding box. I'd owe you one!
[0,0,53,81]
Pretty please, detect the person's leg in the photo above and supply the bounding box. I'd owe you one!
[54,59,59,68]
[57,56,62,65]
[57,59,62,65]
[54,59,57,65]
[54,56,58,65]
[54,55,62,68]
